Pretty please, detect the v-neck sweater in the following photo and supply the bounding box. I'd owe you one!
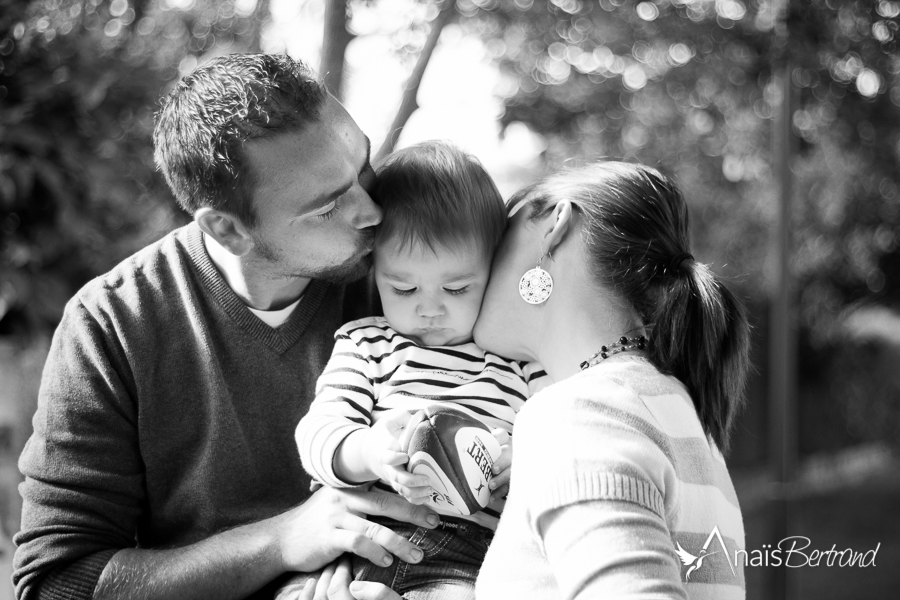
[13,223,377,600]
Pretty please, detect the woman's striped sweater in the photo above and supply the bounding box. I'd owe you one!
[476,354,745,600]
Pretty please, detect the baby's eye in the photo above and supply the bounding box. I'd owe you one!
[391,287,416,296]
[444,286,469,296]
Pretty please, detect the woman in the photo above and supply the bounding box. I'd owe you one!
[473,162,750,599]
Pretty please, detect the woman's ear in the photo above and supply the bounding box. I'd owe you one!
[541,199,574,259]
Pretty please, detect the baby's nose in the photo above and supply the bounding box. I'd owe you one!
[417,297,445,318]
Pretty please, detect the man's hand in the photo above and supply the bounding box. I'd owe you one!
[272,485,439,574]
[273,557,403,600]
[489,428,513,502]
[360,409,433,504]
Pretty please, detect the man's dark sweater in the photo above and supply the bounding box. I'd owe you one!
[13,223,376,600]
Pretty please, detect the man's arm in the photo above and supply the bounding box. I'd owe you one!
[91,486,437,600]
[14,299,437,600]
[14,297,145,600]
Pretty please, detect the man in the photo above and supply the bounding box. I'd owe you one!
[13,54,425,600]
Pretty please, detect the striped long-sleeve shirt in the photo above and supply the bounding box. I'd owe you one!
[296,316,547,529]
[476,354,745,600]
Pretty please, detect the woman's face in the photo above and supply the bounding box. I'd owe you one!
[473,201,544,361]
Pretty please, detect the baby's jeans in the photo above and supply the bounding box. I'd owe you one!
[352,516,493,600]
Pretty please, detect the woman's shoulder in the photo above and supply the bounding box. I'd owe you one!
[522,357,704,441]
[511,358,681,519]
[514,358,694,486]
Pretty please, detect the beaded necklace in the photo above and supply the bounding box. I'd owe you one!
[579,335,648,370]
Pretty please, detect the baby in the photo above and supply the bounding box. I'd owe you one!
[296,140,546,599]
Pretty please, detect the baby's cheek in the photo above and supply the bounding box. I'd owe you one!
[465,296,485,326]
[383,298,411,332]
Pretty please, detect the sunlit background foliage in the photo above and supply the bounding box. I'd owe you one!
[1,0,900,595]
[1,0,899,462]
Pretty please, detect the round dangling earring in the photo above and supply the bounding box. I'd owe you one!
[519,252,553,305]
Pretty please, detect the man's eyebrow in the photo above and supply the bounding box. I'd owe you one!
[305,136,372,212]
[360,136,372,175]
[311,181,352,210]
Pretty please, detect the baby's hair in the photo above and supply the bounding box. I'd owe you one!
[372,141,506,257]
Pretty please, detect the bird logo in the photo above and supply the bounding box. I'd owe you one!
[675,544,719,581]
[474,482,485,495]
[674,526,737,582]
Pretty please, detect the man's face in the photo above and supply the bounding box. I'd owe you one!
[242,97,382,283]
[374,238,492,347]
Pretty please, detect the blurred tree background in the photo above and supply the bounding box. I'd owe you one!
[1,0,900,597]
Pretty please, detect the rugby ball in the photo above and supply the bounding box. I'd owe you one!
[399,405,502,516]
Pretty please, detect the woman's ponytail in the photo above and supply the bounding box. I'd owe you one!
[523,161,752,453]
[648,261,751,452]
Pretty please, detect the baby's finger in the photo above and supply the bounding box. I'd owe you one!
[384,470,433,503]
[384,466,430,489]
[491,449,512,475]
[381,450,409,468]
[490,483,510,503]
[393,486,432,505]
[380,409,418,436]
[391,484,433,504]
[273,576,316,600]
[491,428,510,446]
[489,467,511,490]
[348,581,404,600]
[312,561,337,600]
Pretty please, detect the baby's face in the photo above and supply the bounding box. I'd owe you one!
[374,238,492,346]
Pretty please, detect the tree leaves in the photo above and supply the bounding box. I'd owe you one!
[0,0,272,333]
[462,0,900,337]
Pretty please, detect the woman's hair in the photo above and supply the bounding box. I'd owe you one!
[372,141,506,258]
[516,161,751,452]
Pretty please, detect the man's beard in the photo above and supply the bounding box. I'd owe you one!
[307,252,373,284]
[251,232,374,284]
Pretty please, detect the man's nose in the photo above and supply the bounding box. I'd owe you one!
[352,188,382,229]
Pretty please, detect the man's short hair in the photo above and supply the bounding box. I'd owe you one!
[153,53,327,226]
[373,141,506,258]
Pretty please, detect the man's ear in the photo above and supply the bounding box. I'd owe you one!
[195,208,254,257]
[541,199,574,260]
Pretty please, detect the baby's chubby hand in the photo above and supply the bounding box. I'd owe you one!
[361,409,434,505]
[489,428,513,502]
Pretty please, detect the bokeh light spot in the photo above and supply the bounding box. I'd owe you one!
[668,43,694,66]
[636,2,659,21]
[857,69,882,98]
[716,0,747,21]
[877,1,900,18]
[623,64,647,90]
